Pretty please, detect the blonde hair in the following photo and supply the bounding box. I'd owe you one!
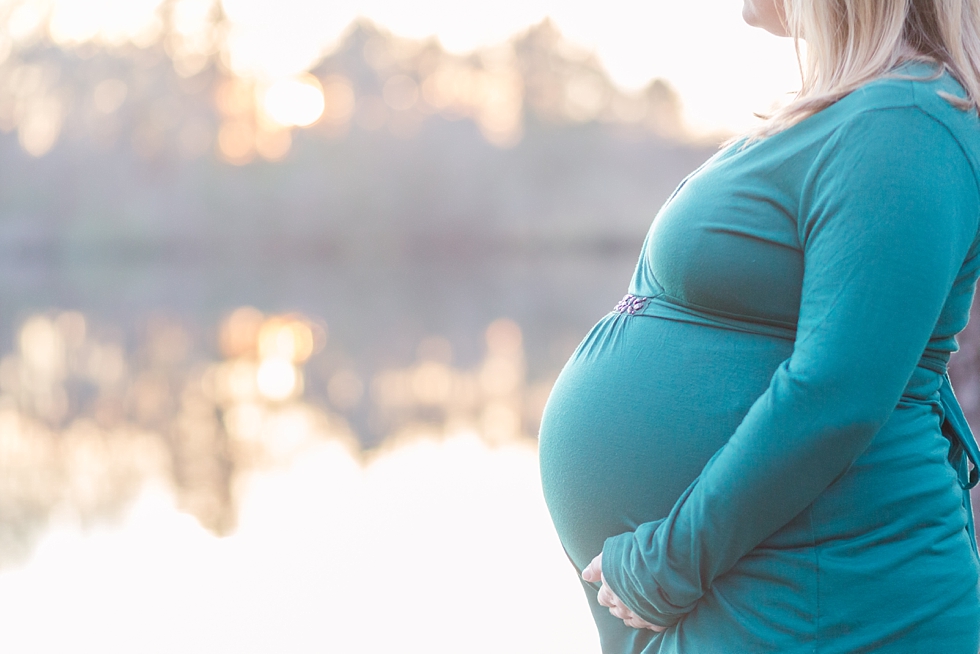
[755,0,980,137]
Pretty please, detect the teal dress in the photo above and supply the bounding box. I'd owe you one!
[539,63,980,654]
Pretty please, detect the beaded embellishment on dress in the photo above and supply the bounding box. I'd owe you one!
[614,294,649,315]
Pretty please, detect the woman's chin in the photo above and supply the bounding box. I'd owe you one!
[742,3,791,37]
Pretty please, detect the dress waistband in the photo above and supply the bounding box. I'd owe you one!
[613,293,798,342]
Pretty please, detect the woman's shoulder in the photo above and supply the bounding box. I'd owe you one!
[793,63,980,194]
[833,63,980,160]
[729,64,977,161]
[720,65,980,194]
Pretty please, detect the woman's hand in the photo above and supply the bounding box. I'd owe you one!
[582,553,666,632]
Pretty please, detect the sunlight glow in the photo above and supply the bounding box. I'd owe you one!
[7,0,49,43]
[48,0,162,47]
[261,74,325,128]
[215,0,801,135]
[257,317,314,363]
[256,357,298,401]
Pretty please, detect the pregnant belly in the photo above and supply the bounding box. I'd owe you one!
[538,312,792,571]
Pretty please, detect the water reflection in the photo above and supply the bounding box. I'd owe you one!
[0,307,556,569]
[0,432,598,653]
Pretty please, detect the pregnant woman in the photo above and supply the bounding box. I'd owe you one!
[538,1,980,652]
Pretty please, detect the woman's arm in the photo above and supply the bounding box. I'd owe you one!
[600,106,980,628]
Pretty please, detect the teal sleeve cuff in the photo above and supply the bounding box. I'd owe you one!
[601,519,687,629]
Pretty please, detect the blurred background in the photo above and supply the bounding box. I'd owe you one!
[0,1,975,652]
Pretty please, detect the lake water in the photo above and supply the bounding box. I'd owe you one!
[0,432,601,654]
[0,248,642,654]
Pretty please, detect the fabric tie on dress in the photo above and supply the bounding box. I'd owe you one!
[940,373,980,489]
[939,373,979,555]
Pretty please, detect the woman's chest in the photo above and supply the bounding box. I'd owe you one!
[636,150,808,327]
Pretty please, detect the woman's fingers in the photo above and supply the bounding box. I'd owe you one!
[585,550,669,632]
[628,617,665,632]
[624,615,649,629]
[624,614,665,631]
[609,604,632,620]
[581,552,603,583]
[598,585,635,620]
[596,581,619,608]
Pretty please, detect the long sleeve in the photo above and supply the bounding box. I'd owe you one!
[601,107,980,628]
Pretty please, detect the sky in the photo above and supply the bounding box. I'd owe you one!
[221,0,804,135]
[5,0,804,135]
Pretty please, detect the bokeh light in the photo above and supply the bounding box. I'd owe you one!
[219,307,265,359]
[261,74,325,128]
[256,317,314,363]
[319,74,356,125]
[46,0,163,46]
[255,357,298,402]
